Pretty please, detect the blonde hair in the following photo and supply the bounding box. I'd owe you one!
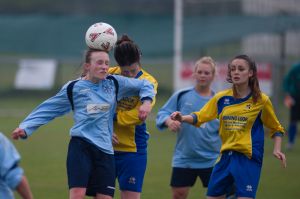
[194,56,216,75]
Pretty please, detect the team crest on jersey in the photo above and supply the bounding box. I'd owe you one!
[102,82,113,94]
[245,104,252,110]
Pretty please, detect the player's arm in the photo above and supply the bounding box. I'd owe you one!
[171,96,218,127]
[116,93,156,125]
[156,90,187,132]
[261,97,286,168]
[261,97,285,137]
[12,84,71,139]
[116,76,157,125]
[108,66,144,125]
[115,99,154,125]
[170,111,194,124]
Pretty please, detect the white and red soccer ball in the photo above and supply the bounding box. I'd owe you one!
[85,22,117,51]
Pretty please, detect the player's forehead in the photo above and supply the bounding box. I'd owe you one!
[230,59,249,68]
[195,62,213,72]
[90,51,109,61]
[120,62,139,70]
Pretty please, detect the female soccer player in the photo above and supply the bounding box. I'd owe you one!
[156,56,221,199]
[171,54,286,199]
[11,49,155,199]
[108,34,158,199]
[156,56,235,199]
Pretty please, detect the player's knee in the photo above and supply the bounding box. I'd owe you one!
[172,188,189,199]
[69,187,86,199]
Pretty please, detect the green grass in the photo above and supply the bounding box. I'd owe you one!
[0,96,299,199]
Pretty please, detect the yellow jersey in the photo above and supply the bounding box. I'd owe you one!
[108,66,158,152]
[192,89,285,161]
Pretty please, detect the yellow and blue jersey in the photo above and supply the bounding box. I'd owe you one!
[192,89,285,162]
[109,66,158,152]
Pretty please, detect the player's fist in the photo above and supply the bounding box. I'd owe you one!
[165,118,181,132]
[138,100,152,121]
[170,111,182,122]
[12,128,27,140]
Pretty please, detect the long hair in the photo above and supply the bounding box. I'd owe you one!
[226,54,261,103]
[114,34,141,67]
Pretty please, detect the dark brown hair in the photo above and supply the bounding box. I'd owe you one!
[226,54,261,103]
[114,34,141,67]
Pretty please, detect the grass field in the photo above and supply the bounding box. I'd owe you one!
[1,94,300,199]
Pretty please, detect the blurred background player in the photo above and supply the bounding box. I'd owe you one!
[0,132,33,199]
[171,54,286,199]
[11,49,155,199]
[283,61,300,150]
[156,57,235,199]
[109,34,158,199]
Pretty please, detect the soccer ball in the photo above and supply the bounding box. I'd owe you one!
[85,22,117,51]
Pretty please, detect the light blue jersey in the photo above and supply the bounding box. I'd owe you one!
[0,132,24,199]
[19,75,155,154]
[156,87,221,168]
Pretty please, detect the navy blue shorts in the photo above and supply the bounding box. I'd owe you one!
[207,151,262,198]
[170,167,213,188]
[115,151,147,192]
[67,137,115,197]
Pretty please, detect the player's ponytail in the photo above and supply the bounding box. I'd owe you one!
[114,34,141,67]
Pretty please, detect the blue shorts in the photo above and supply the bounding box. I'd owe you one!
[115,151,147,192]
[67,137,115,197]
[207,151,262,198]
[170,167,213,188]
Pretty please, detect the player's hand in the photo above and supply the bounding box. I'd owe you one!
[12,128,27,140]
[170,111,182,122]
[165,118,181,132]
[112,133,119,145]
[284,95,295,109]
[273,150,287,168]
[138,100,152,121]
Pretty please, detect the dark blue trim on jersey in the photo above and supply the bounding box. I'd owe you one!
[191,113,198,125]
[177,89,191,110]
[217,92,252,115]
[106,75,119,101]
[272,132,284,137]
[67,80,79,110]
[141,97,153,103]
[135,123,149,152]
[135,70,143,79]
[251,111,264,164]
